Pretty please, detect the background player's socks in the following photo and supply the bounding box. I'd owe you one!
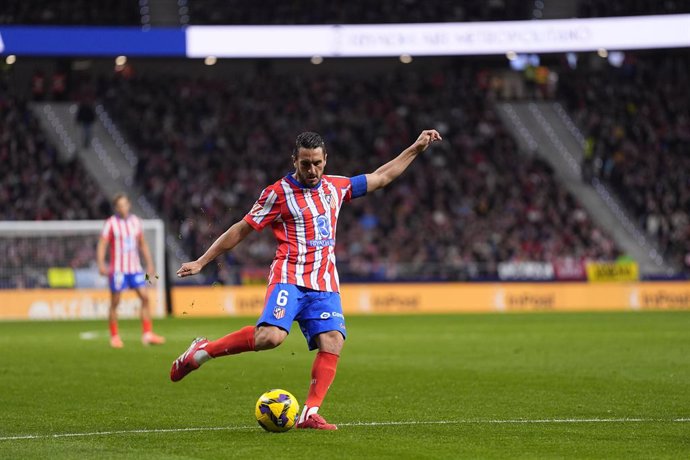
[142,318,153,334]
[301,351,339,422]
[205,326,256,358]
[109,320,119,338]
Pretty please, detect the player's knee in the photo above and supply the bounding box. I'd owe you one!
[254,327,286,350]
[110,294,121,309]
[317,331,344,355]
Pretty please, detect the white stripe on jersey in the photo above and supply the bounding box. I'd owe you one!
[281,180,307,287]
[252,190,278,225]
[315,185,334,292]
[119,218,130,274]
[281,222,289,284]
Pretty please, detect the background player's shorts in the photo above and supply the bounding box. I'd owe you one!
[109,271,146,293]
[257,283,347,350]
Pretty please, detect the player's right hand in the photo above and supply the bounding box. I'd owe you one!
[98,265,109,277]
[177,261,202,278]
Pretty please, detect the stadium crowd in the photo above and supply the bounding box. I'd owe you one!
[0,79,108,287]
[0,0,139,25]
[103,64,619,283]
[187,0,527,25]
[561,53,690,272]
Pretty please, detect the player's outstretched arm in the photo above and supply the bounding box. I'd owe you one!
[96,238,109,276]
[177,219,254,278]
[365,129,442,193]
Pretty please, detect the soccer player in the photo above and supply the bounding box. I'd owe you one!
[97,193,165,348]
[170,130,442,430]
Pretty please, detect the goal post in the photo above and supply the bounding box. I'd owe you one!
[0,220,167,320]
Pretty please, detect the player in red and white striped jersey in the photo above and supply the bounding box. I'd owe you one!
[171,130,442,429]
[97,193,165,348]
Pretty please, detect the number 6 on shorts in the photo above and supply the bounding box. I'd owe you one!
[276,289,289,307]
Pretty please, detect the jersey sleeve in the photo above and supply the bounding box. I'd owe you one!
[243,186,283,231]
[343,174,368,203]
[100,218,113,240]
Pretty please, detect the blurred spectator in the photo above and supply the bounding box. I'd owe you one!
[0,77,109,287]
[76,100,96,149]
[561,52,690,272]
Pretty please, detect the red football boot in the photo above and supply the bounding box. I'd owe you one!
[170,337,209,382]
[297,413,338,431]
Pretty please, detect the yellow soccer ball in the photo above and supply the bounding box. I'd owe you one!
[255,389,300,432]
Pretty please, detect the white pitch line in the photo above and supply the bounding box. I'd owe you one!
[1,418,688,442]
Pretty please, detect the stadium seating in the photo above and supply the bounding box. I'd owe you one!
[560,53,690,272]
[187,0,529,25]
[0,80,108,287]
[103,65,619,282]
[0,0,139,25]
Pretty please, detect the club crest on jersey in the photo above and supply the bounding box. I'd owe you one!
[273,306,286,320]
[326,194,336,209]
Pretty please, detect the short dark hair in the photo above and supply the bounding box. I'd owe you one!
[112,192,128,207]
[293,131,326,156]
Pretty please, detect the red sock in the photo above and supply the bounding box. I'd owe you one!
[305,351,339,409]
[109,321,119,337]
[142,319,153,334]
[205,326,256,357]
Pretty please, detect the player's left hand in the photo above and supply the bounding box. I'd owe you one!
[412,129,442,154]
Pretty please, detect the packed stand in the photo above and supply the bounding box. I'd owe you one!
[0,0,139,25]
[560,53,690,273]
[186,0,529,25]
[104,64,619,283]
[0,78,109,287]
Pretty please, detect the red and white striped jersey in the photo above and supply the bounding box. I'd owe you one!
[243,174,368,293]
[101,214,144,274]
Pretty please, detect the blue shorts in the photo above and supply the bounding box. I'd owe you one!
[257,283,347,351]
[109,271,146,293]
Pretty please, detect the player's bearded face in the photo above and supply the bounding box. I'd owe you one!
[293,148,327,187]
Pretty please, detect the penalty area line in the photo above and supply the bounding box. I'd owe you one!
[1,418,688,441]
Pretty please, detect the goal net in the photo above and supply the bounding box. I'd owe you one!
[0,220,166,320]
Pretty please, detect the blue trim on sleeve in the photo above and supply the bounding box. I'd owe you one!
[350,174,367,199]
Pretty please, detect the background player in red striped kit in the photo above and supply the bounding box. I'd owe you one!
[170,130,441,429]
[97,193,165,348]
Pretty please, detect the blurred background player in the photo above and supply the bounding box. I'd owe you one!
[97,193,165,348]
[170,129,441,430]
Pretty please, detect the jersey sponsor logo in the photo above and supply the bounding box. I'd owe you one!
[315,215,331,238]
[273,306,286,320]
[307,238,335,248]
[320,312,331,319]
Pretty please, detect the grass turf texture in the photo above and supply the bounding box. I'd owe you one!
[1,311,689,459]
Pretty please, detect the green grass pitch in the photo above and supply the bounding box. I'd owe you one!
[1,311,689,458]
